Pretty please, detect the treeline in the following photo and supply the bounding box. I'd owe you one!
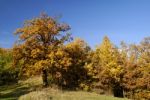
[0,48,18,85]
[0,14,150,100]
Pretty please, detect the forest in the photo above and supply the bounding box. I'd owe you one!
[0,14,150,100]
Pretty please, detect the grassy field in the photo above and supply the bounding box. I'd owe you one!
[0,76,129,100]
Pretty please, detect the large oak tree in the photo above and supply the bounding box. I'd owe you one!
[13,13,71,86]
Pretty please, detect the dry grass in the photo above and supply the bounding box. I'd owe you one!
[0,76,129,100]
[19,87,129,100]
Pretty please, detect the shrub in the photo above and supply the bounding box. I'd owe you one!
[0,68,18,85]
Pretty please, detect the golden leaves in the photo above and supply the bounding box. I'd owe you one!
[13,13,71,76]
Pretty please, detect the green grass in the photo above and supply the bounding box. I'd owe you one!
[0,84,30,100]
[0,76,42,100]
[0,76,129,100]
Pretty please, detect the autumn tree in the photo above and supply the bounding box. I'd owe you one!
[137,37,150,99]
[0,48,12,70]
[88,36,124,97]
[0,48,18,85]
[47,38,90,89]
[63,38,90,89]
[123,37,150,99]
[13,13,71,86]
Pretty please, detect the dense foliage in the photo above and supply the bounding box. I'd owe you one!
[122,37,150,99]
[13,13,71,86]
[0,14,149,100]
[0,48,18,85]
[86,36,124,97]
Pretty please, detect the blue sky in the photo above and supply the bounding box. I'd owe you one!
[0,0,150,48]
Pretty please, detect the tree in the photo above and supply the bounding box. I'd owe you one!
[0,48,12,70]
[123,37,150,99]
[13,13,71,86]
[0,48,18,85]
[137,38,150,99]
[47,38,90,89]
[63,38,90,89]
[89,36,124,97]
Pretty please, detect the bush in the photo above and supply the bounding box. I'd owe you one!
[0,68,18,85]
[134,90,150,100]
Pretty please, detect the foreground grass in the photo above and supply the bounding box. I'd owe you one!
[0,76,42,100]
[19,88,129,100]
[0,76,129,100]
[0,84,29,100]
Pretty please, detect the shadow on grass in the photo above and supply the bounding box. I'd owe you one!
[0,84,40,100]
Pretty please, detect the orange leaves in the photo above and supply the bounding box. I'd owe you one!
[13,13,71,77]
[34,60,50,70]
[31,48,44,59]
[15,13,70,44]
[48,47,72,69]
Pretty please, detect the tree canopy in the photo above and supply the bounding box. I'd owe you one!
[13,13,71,86]
[0,14,149,100]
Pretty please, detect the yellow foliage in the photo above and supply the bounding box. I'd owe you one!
[13,13,70,77]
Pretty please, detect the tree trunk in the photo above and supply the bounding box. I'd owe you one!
[113,83,124,98]
[42,69,48,87]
